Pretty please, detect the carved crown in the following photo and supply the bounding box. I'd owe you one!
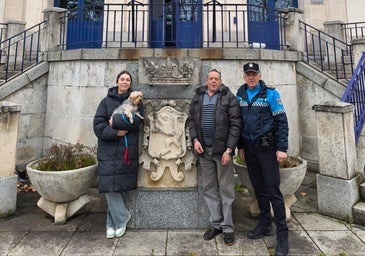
[142,57,195,85]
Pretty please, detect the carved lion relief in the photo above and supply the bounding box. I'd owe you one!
[140,100,196,182]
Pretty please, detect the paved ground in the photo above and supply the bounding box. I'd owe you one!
[1,171,365,256]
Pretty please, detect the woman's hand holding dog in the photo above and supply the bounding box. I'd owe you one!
[117,130,128,137]
[109,117,128,137]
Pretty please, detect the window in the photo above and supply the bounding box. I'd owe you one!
[179,0,198,22]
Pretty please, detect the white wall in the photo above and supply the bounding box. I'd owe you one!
[3,0,25,23]
[0,0,5,24]
[346,0,365,23]
[23,0,50,27]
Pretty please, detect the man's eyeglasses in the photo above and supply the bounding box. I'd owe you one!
[208,68,221,74]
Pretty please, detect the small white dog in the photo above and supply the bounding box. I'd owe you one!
[112,91,144,124]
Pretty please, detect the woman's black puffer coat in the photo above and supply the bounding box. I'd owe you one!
[93,86,144,193]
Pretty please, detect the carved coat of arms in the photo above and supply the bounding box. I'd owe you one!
[148,106,188,160]
[140,101,196,182]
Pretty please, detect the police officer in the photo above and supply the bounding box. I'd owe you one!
[236,63,289,256]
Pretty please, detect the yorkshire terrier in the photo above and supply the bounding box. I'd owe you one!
[112,91,144,124]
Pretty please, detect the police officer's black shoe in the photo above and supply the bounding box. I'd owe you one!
[203,227,222,240]
[247,223,274,239]
[275,239,289,256]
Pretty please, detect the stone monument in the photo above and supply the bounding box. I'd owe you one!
[125,57,210,228]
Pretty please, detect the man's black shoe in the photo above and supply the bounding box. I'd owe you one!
[275,240,289,256]
[223,232,235,246]
[247,224,274,239]
[203,227,222,240]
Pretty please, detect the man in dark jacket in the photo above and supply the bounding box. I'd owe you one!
[189,68,241,245]
[236,63,289,256]
[93,70,144,239]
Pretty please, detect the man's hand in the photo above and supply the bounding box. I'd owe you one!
[276,150,287,164]
[238,149,245,162]
[193,140,204,154]
[221,151,232,165]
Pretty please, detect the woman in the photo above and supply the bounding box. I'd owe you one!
[93,70,144,239]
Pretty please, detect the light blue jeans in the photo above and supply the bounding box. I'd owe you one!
[104,192,130,230]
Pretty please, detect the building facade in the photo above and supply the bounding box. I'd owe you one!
[0,0,364,30]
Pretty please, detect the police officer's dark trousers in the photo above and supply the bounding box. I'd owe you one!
[244,142,288,240]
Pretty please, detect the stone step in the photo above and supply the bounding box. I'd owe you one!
[0,70,20,81]
[360,182,365,199]
[353,201,365,226]
[339,78,350,85]
[343,55,353,64]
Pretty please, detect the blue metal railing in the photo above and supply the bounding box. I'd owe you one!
[341,52,365,143]
[58,2,287,50]
[0,21,46,83]
[341,21,365,45]
[300,20,353,82]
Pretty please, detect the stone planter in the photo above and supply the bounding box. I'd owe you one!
[26,160,98,224]
[233,156,307,221]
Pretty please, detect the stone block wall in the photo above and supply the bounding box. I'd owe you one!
[1,68,48,169]
[45,48,301,159]
[2,47,352,172]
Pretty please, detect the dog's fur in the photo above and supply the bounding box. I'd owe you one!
[112,91,144,124]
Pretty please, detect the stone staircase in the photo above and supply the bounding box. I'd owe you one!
[0,66,20,84]
[353,175,365,225]
[305,52,353,85]
[0,60,39,85]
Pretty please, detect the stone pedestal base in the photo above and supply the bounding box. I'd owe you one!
[124,189,209,229]
[0,175,18,217]
[246,194,297,222]
[247,197,259,217]
[317,173,361,221]
[37,194,90,224]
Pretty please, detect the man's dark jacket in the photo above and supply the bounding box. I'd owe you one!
[189,84,242,155]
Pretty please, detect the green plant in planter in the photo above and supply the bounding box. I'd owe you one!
[34,142,97,171]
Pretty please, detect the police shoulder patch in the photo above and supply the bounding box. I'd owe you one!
[276,98,283,105]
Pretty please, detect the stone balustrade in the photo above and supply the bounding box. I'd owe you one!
[0,101,21,217]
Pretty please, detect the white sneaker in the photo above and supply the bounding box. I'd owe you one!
[115,225,126,238]
[115,213,131,238]
[106,228,115,239]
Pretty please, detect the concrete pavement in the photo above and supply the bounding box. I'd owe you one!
[1,171,365,256]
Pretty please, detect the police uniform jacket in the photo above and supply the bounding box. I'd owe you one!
[236,80,288,152]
